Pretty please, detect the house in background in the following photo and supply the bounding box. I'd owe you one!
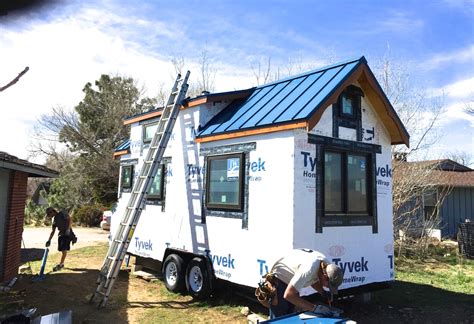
[0,152,58,285]
[396,159,474,239]
[30,181,52,206]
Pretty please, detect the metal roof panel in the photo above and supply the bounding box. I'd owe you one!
[226,81,290,131]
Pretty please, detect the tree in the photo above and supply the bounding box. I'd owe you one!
[375,51,448,255]
[31,74,156,210]
[171,49,216,98]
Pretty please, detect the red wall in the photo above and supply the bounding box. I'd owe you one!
[2,171,27,284]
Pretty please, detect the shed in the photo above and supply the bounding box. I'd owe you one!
[395,159,474,238]
[0,152,58,284]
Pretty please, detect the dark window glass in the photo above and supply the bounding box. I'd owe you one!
[342,95,354,115]
[206,153,244,210]
[148,165,163,199]
[347,154,367,212]
[323,151,371,216]
[324,152,342,212]
[122,165,133,189]
[143,123,158,144]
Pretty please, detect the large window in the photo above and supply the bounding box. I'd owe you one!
[143,123,158,144]
[206,153,244,211]
[147,164,165,200]
[324,151,370,216]
[121,165,133,189]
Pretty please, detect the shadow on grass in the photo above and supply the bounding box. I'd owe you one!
[21,248,45,263]
[345,280,474,324]
[10,267,131,323]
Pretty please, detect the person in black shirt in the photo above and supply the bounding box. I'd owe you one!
[45,207,74,271]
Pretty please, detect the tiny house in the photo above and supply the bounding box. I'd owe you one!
[112,57,409,298]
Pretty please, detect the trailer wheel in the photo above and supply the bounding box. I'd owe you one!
[186,257,214,299]
[163,254,186,293]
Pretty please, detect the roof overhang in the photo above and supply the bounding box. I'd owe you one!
[306,63,409,147]
[0,160,59,178]
[182,88,254,108]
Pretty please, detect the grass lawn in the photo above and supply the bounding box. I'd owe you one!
[2,242,473,323]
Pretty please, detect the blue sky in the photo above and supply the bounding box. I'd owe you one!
[0,0,472,163]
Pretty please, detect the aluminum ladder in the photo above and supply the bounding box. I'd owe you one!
[90,71,190,308]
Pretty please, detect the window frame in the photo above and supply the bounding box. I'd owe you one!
[146,163,166,201]
[323,149,372,217]
[205,152,245,212]
[121,165,134,190]
[143,122,158,144]
[309,134,380,233]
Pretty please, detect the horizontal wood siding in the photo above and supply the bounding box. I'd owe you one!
[2,171,27,284]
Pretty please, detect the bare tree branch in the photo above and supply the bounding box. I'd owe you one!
[0,66,29,92]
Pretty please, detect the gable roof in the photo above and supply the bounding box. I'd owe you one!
[0,152,59,178]
[196,56,409,146]
[395,159,474,188]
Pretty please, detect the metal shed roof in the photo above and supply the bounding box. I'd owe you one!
[198,57,364,137]
[197,56,409,146]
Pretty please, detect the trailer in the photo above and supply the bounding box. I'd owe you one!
[111,56,409,299]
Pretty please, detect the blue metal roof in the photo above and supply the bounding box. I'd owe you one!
[114,139,130,152]
[198,57,366,138]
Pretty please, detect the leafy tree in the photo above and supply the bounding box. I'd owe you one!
[32,74,156,210]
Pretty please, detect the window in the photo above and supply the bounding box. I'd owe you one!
[324,151,371,216]
[206,153,244,211]
[147,164,165,200]
[423,189,438,220]
[143,123,158,144]
[121,165,133,189]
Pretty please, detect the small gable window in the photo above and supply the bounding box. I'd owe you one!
[338,85,363,120]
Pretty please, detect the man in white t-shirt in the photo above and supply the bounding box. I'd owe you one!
[269,249,344,318]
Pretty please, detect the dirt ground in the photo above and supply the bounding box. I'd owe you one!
[3,242,473,323]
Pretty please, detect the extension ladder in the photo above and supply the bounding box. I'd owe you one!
[90,71,190,308]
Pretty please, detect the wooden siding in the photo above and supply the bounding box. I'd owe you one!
[440,187,474,237]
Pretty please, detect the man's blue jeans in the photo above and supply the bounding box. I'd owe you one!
[269,279,295,319]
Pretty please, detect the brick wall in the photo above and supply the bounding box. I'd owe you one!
[2,171,27,284]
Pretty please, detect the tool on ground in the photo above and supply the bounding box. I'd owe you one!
[32,247,49,282]
[89,72,190,308]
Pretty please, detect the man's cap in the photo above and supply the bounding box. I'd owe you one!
[326,263,343,295]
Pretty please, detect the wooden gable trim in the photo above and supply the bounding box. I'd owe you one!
[195,121,307,143]
[124,110,162,125]
[113,150,129,158]
[306,63,409,147]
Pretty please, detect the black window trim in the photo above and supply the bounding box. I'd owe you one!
[323,149,373,217]
[142,122,158,144]
[146,163,166,201]
[309,134,379,233]
[121,165,133,190]
[205,152,245,212]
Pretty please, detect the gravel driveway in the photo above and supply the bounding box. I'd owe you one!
[21,227,110,263]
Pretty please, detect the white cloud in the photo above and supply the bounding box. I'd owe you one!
[430,77,474,99]
[425,45,474,69]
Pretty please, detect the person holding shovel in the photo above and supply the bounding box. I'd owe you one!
[268,248,344,319]
[45,207,76,271]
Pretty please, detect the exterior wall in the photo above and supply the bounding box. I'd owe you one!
[0,169,11,281]
[2,171,27,284]
[292,90,395,293]
[440,187,474,237]
[113,87,397,291]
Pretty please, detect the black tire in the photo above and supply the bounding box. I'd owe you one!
[163,254,186,293]
[185,257,214,299]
